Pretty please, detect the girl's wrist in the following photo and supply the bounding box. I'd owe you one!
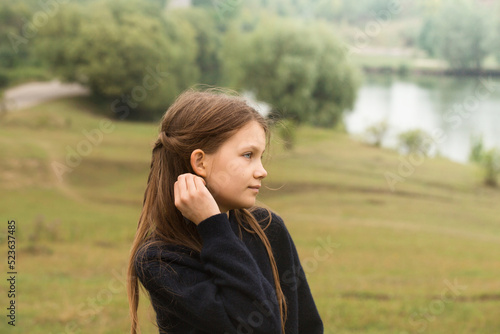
[196,212,230,236]
[192,210,221,225]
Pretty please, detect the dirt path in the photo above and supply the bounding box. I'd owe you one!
[1,80,89,112]
[0,80,89,201]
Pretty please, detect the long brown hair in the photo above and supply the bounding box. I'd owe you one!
[127,88,287,333]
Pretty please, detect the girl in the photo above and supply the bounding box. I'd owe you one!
[127,89,324,334]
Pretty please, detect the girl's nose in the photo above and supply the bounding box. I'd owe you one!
[254,162,267,179]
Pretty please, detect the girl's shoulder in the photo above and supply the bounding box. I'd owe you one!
[135,238,198,266]
[250,206,283,226]
[249,207,290,242]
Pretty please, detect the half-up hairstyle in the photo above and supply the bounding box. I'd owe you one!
[127,88,287,333]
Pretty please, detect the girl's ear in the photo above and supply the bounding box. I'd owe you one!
[190,149,208,178]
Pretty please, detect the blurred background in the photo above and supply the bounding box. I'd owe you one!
[1,0,500,333]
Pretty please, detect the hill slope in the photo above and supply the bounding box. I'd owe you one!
[0,97,499,333]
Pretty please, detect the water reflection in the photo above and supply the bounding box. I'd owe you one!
[344,74,500,163]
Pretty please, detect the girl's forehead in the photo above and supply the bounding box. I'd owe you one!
[227,121,266,147]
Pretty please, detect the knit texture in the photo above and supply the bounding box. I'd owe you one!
[135,208,324,334]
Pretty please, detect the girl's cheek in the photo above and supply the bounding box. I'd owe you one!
[208,170,231,196]
[225,160,243,176]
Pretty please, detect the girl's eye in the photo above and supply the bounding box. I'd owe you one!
[243,152,252,159]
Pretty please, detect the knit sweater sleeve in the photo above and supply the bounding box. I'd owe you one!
[135,213,281,333]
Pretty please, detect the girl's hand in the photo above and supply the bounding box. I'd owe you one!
[174,173,221,225]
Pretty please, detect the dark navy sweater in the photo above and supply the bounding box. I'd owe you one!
[135,208,324,334]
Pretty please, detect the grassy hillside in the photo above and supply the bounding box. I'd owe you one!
[0,97,499,333]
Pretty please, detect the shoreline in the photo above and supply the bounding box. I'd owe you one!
[361,66,500,77]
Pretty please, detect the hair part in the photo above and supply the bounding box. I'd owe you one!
[127,88,287,334]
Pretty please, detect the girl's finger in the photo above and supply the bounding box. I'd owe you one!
[173,179,180,204]
[198,176,206,186]
[189,174,199,191]
[180,174,190,193]
[194,176,206,191]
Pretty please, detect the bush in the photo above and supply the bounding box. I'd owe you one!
[469,135,484,163]
[468,136,500,187]
[480,148,500,187]
[398,129,432,156]
[364,120,388,147]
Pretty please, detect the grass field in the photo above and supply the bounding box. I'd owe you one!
[0,97,499,333]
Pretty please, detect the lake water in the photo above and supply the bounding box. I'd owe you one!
[344,74,500,163]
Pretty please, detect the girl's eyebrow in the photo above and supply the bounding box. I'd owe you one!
[240,144,265,153]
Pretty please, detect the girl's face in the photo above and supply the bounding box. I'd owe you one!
[204,121,268,213]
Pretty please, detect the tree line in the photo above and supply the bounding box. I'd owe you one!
[0,0,361,124]
[3,0,500,122]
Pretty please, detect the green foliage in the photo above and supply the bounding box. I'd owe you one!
[0,1,32,62]
[398,129,432,155]
[192,0,243,23]
[469,135,484,163]
[480,148,500,187]
[225,17,360,127]
[418,15,438,57]
[35,0,200,120]
[364,120,388,147]
[239,0,400,22]
[335,0,399,22]
[0,1,41,85]
[418,0,495,70]
[468,136,500,187]
[172,8,222,85]
[0,69,8,88]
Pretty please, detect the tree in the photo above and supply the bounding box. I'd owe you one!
[192,0,243,25]
[170,8,222,85]
[0,0,45,85]
[418,0,495,71]
[418,15,438,57]
[224,17,360,127]
[0,1,30,68]
[36,0,199,120]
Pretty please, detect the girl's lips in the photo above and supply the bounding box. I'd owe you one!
[248,185,261,192]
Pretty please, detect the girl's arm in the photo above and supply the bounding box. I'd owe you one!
[136,213,281,333]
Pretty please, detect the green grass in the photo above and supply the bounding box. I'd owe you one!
[1,97,499,333]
